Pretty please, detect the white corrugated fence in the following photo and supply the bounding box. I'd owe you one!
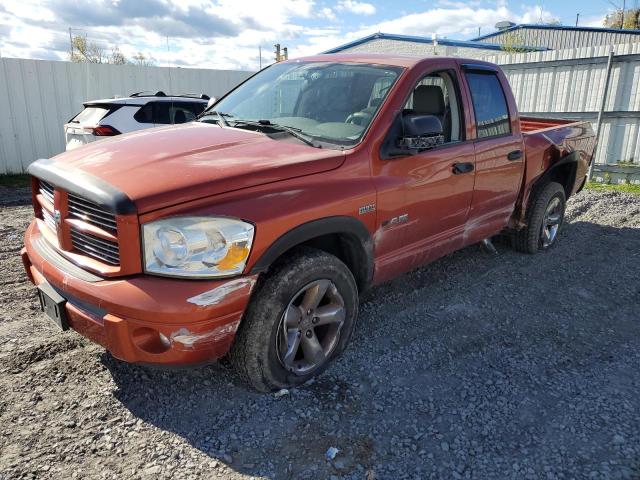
[0,58,253,174]
[484,42,640,170]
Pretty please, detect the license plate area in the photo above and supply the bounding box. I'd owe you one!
[37,283,69,331]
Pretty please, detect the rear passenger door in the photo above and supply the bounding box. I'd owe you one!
[461,66,525,242]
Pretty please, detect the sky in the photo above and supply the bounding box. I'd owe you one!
[0,0,619,71]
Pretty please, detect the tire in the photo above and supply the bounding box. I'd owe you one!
[229,247,359,392]
[513,181,566,254]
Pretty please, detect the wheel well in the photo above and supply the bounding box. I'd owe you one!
[545,161,578,198]
[298,233,371,292]
[249,217,374,293]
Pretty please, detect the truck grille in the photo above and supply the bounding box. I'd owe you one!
[70,229,120,265]
[41,208,57,232]
[68,194,118,234]
[36,180,122,267]
[39,181,54,204]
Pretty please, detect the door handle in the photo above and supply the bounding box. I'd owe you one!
[507,150,523,161]
[452,162,474,175]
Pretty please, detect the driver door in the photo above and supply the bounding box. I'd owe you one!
[372,65,476,281]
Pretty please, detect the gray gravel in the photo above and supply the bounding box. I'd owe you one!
[1,185,639,479]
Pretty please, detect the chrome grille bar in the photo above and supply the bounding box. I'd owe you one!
[68,194,118,233]
[70,230,120,265]
[39,181,54,205]
[41,208,56,232]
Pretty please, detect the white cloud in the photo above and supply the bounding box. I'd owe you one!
[321,7,337,21]
[0,0,604,71]
[337,0,376,16]
[519,5,558,25]
[580,14,606,28]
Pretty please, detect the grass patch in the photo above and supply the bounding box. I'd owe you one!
[0,174,30,187]
[586,181,640,195]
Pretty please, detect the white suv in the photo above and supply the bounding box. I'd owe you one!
[64,91,210,150]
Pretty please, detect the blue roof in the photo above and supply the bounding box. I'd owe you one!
[473,23,640,41]
[323,32,547,54]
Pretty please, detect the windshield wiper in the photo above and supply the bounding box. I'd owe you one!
[231,119,320,148]
[198,110,233,127]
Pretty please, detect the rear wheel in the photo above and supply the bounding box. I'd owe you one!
[513,182,566,254]
[229,247,358,392]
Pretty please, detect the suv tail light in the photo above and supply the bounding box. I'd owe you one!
[91,125,121,136]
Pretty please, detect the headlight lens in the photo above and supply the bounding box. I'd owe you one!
[143,217,254,278]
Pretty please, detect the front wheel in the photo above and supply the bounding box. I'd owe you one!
[229,247,358,392]
[513,181,566,254]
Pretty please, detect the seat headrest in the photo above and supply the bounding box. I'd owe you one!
[413,85,445,115]
[174,110,186,124]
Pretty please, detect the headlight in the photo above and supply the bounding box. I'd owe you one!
[142,217,254,278]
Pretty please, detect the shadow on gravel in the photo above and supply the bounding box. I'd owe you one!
[99,220,640,478]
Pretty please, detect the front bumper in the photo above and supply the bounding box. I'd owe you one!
[22,221,257,365]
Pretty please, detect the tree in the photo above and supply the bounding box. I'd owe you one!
[500,31,530,53]
[603,7,640,29]
[131,52,155,66]
[69,35,128,65]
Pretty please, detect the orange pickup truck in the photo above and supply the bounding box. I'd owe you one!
[22,54,595,391]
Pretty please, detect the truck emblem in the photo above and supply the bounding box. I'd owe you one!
[358,204,376,215]
[54,209,62,227]
[382,213,409,227]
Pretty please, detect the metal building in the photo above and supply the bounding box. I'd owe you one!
[324,32,546,59]
[474,24,640,51]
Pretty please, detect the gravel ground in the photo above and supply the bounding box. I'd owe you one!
[1,185,639,480]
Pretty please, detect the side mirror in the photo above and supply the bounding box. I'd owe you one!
[206,97,217,109]
[380,112,446,160]
[396,114,444,151]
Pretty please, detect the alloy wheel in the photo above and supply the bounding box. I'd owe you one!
[276,279,345,376]
[540,196,562,248]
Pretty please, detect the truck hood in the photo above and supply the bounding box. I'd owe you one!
[48,122,345,213]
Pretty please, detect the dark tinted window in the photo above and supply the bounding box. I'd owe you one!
[134,104,153,123]
[145,102,205,124]
[465,72,510,138]
[154,103,172,124]
[171,102,205,123]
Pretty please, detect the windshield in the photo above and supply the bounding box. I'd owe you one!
[200,61,403,148]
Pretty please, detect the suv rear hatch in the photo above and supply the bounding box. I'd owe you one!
[64,103,122,150]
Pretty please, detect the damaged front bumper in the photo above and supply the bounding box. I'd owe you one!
[22,221,257,365]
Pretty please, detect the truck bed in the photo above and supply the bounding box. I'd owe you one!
[520,116,577,134]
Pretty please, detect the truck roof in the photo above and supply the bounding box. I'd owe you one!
[291,52,497,69]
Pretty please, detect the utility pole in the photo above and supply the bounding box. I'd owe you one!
[575,13,580,26]
[621,0,626,28]
[478,26,481,37]
[69,27,73,59]
[588,48,615,181]
[259,46,262,69]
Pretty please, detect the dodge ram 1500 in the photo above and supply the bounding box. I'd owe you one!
[22,54,596,391]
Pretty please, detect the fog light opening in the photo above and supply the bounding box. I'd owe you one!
[132,327,171,354]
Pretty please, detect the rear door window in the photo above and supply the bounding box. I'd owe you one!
[134,104,154,124]
[70,106,110,125]
[170,102,204,124]
[464,72,511,138]
[153,102,172,124]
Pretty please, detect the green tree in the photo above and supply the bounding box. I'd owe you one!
[604,8,640,29]
[500,31,530,53]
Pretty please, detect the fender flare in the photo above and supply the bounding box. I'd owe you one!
[249,216,374,289]
[526,150,588,208]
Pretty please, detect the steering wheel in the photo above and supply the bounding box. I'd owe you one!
[345,111,373,126]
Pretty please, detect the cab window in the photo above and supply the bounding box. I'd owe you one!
[464,72,511,138]
[404,71,463,144]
